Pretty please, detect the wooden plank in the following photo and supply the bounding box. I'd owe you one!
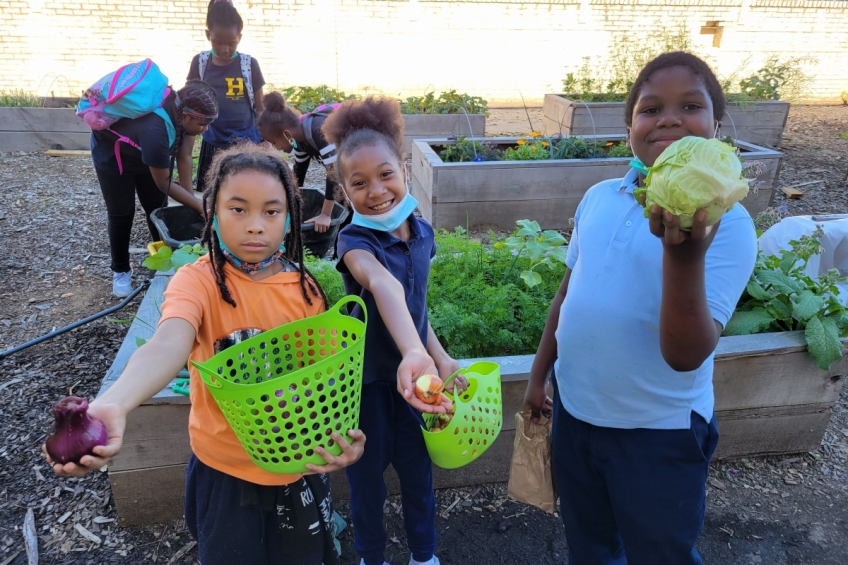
[0,107,88,132]
[714,349,847,412]
[98,275,187,405]
[402,114,485,154]
[714,403,834,459]
[44,149,91,157]
[110,464,186,525]
[109,403,192,472]
[432,197,583,231]
[0,131,90,152]
[432,160,631,203]
[782,186,805,199]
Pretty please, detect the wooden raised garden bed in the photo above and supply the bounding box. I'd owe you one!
[100,275,846,525]
[541,94,791,148]
[0,107,89,151]
[410,135,782,231]
[401,113,485,155]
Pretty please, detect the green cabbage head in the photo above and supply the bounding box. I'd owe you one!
[635,136,750,230]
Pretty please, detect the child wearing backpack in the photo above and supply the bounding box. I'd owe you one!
[46,143,365,565]
[522,52,757,565]
[84,74,218,297]
[182,0,266,193]
[258,93,348,245]
[320,97,467,565]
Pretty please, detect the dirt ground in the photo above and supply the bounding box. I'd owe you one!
[1,106,848,564]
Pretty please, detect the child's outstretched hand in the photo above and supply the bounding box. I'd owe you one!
[648,205,720,261]
[397,349,454,414]
[436,357,469,396]
[304,430,366,474]
[43,402,127,478]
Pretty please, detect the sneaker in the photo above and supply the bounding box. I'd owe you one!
[410,558,440,565]
[113,271,133,297]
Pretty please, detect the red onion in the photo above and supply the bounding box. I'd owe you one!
[45,396,108,465]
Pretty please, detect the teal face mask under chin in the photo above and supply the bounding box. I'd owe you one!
[211,49,239,59]
[212,214,291,274]
[629,158,650,177]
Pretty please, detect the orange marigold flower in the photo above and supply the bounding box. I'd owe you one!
[529,131,542,137]
[542,141,550,147]
[517,139,526,145]
[531,146,537,150]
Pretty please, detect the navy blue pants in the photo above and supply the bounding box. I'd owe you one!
[551,378,718,565]
[346,382,436,565]
[184,455,325,565]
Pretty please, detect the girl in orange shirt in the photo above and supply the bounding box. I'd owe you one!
[46,143,365,565]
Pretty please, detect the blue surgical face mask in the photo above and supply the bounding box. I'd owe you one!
[351,190,419,233]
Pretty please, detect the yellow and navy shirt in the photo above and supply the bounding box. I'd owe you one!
[187,54,265,146]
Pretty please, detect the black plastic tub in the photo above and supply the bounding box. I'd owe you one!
[150,206,204,249]
[301,189,350,258]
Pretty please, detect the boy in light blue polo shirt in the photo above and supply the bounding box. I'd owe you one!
[523,52,757,565]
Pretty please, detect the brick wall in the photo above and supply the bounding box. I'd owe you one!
[1,0,846,105]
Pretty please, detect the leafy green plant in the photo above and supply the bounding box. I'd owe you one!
[838,132,848,140]
[428,226,566,358]
[724,227,848,370]
[143,244,207,272]
[606,140,633,158]
[495,220,568,288]
[303,251,347,306]
[731,56,818,103]
[502,138,551,161]
[561,27,692,102]
[0,89,42,107]
[281,85,358,113]
[441,135,630,163]
[400,90,489,116]
[439,137,502,163]
[753,206,788,237]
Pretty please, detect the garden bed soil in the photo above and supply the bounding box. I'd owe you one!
[1,106,848,564]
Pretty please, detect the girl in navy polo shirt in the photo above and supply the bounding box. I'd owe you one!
[524,52,757,565]
[320,97,468,565]
[179,0,266,193]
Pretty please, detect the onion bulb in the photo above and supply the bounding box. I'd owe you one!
[45,396,108,465]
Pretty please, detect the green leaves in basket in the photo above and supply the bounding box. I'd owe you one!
[723,226,847,370]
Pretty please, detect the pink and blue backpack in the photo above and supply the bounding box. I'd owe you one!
[77,59,176,174]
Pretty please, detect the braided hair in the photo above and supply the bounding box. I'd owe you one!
[320,96,405,181]
[168,80,218,192]
[199,142,328,310]
[257,91,302,136]
[207,0,243,32]
[625,51,726,127]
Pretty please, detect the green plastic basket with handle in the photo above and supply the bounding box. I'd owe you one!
[421,361,503,469]
[192,296,366,474]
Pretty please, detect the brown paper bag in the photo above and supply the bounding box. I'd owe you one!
[507,410,557,513]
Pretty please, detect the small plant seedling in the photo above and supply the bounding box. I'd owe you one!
[496,220,568,288]
[142,243,207,273]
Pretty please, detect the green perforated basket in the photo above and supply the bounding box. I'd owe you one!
[421,361,503,469]
[192,296,366,474]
